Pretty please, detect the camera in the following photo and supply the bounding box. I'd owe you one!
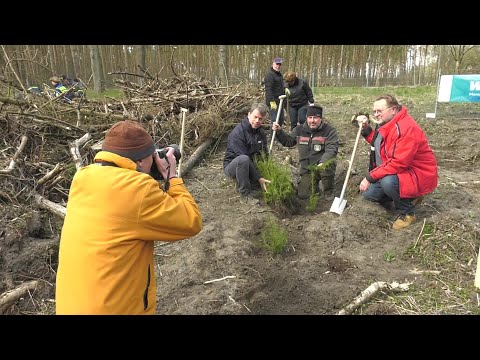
[150,144,182,180]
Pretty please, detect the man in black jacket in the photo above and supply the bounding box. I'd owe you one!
[264,57,286,138]
[272,105,339,199]
[224,103,271,202]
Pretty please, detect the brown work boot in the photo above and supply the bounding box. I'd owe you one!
[411,195,424,207]
[392,214,416,230]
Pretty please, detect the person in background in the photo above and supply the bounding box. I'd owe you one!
[264,57,286,139]
[355,94,438,230]
[223,102,271,204]
[49,76,74,102]
[283,71,315,130]
[55,120,203,314]
[272,104,339,200]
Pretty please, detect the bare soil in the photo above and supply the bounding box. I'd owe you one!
[2,96,480,315]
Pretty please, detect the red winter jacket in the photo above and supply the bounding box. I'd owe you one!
[364,106,438,198]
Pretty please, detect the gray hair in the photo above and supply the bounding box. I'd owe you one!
[250,102,268,116]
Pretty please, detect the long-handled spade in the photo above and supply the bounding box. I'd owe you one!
[329,121,363,215]
[269,95,287,154]
[177,107,188,177]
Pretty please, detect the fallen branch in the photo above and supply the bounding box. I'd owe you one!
[180,138,214,177]
[34,194,66,218]
[337,281,411,315]
[0,135,28,174]
[8,112,85,132]
[37,163,62,186]
[0,280,39,314]
[203,275,236,284]
[70,133,92,170]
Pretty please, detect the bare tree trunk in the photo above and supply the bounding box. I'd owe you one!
[135,45,146,87]
[89,45,105,94]
[65,45,76,77]
[336,45,344,86]
[218,45,228,85]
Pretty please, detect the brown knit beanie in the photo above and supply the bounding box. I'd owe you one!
[102,120,155,161]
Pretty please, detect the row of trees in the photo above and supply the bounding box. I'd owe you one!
[1,45,478,94]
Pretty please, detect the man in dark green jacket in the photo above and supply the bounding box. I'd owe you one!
[272,105,339,199]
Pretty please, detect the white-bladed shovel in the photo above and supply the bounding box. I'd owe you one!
[329,120,363,215]
[269,95,287,154]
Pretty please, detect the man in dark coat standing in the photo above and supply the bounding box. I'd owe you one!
[264,57,286,139]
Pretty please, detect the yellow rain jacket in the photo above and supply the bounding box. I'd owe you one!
[56,151,202,314]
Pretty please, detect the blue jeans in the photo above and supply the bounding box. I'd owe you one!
[362,175,416,215]
[288,104,307,130]
[269,108,285,138]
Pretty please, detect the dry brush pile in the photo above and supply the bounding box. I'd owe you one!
[0,71,262,314]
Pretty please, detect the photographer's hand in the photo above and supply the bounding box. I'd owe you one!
[165,146,178,178]
[153,151,173,180]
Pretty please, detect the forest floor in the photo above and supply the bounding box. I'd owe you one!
[2,90,480,315]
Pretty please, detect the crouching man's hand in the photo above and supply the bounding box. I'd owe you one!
[258,177,271,192]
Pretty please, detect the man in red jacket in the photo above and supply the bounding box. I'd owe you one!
[355,94,438,230]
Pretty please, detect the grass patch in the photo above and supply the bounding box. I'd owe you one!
[383,250,396,262]
[86,88,124,100]
[260,216,288,256]
[388,217,480,314]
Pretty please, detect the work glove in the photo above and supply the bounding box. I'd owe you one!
[351,111,371,128]
[270,101,277,111]
[285,88,291,97]
[308,102,315,106]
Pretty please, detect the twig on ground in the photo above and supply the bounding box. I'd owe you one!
[203,275,236,284]
[195,178,211,191]
[414,218,427,249]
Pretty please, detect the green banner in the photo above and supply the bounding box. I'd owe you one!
[438,75,480,102]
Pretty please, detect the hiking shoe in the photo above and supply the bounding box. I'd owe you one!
[392,214,416,230]
[411,196,424,207]
[240,194,260,205]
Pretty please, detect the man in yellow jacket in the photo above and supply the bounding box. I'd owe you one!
[55,120,203,314]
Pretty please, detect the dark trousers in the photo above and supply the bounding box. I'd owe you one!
[288,104,308,130]
[224,155,259,196]
[362,174,416,215]
[297,163,336,199]
[269,108,285,138]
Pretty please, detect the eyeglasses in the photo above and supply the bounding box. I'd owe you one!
[373,107,392,115]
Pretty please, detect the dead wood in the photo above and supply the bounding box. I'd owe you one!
[180,138,214,178]
[337,281,411,315]
[0,280,39,314]
[34,194,66,218]
[0,135,28,174]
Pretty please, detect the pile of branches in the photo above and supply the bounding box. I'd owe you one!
[0,70,263,209]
